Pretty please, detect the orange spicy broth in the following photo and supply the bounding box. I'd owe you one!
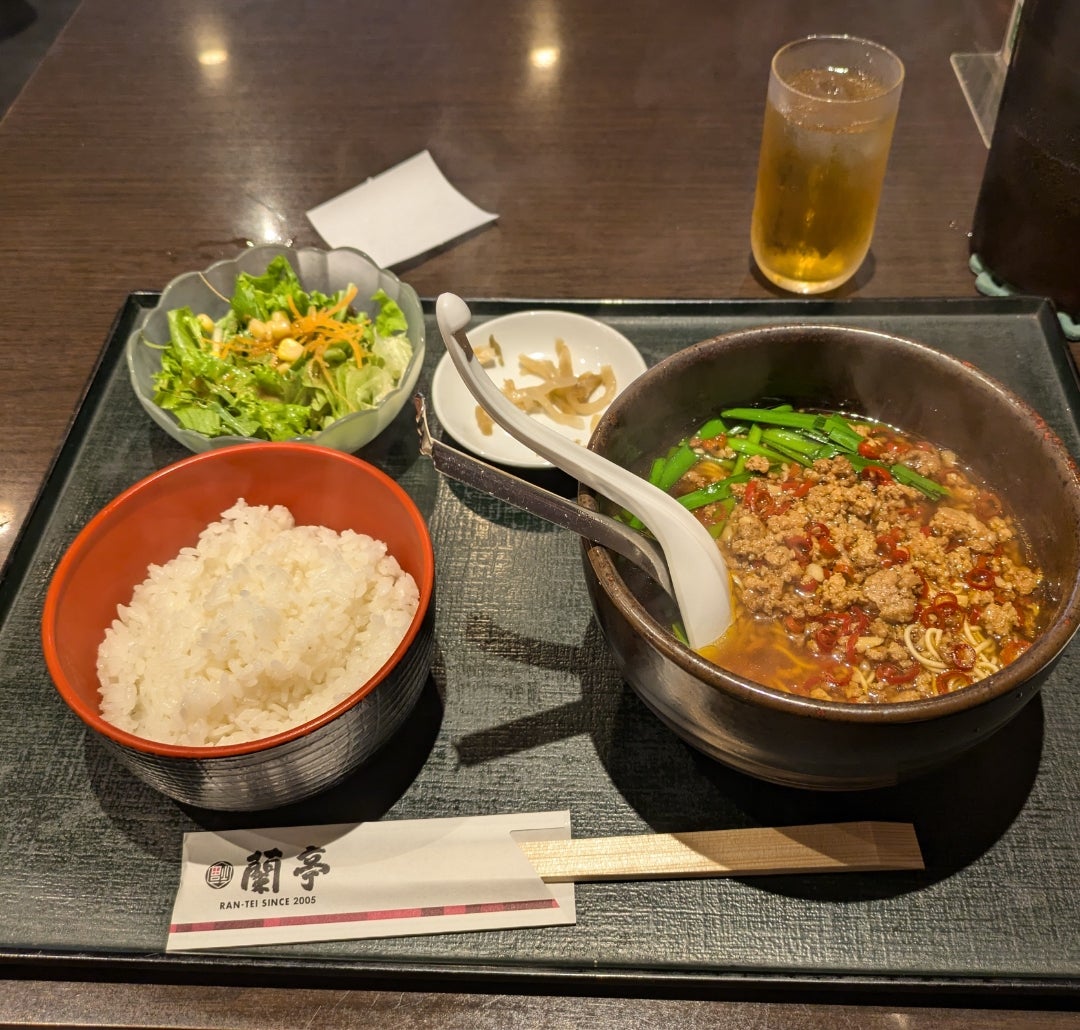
[665,408,1044,703]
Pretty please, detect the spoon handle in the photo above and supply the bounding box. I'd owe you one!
[414,395,675,597]
[434,293,731,648]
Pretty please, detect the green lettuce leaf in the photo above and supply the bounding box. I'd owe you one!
[146,262,415,442]
[372,288,409,336]
[229,256,307,323]
[371,331,413,381]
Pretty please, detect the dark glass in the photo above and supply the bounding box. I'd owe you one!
[970,0,1080,316]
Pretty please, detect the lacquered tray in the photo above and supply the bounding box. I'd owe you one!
[1,295,1078,1002]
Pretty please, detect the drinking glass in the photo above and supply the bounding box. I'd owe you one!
[750,35,904,295]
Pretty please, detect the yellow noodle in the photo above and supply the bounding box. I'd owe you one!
[905,624,948,671]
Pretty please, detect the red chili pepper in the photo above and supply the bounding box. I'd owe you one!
[974,491,1003,521]
[812,614,845,653]
[860,465,894,487]
[806,521,839,558]
[877,661,919,685]
[858,438,883,459]
[796,577,820,595]
[785,533,812,561]
[743,479,789,518]
[938,604,963,628]
[795,675,821,697]
[920,597,963,630]
[814,626,839,651]
[780,475,811,498]
[879,439,906,461]
[943,598,964,627]
[936,671,971,694]
[842,606,870,637]
[965,557,996,591]
[943,641,977,671]
[842,608,870,666]
[875,528,910,567]
[875,531,895,554]
[1000,639,1031,665]
[832,560,855,579]
[783,614,805,635]
[742,479,765,516]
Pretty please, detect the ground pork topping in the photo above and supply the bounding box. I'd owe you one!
[669,418,1044,704]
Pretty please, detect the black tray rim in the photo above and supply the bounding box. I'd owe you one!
[2,948,1078,1005]
[2,292,1078,1004]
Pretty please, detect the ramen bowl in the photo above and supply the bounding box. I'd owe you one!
[42,443,436,811]
[580,324,1080,790]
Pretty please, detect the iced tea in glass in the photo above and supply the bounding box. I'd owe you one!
[750,36,904,294]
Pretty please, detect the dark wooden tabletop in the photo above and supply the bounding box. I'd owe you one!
[1,0,1076,1024]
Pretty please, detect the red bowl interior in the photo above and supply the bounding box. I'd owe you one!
[41,443,435,758]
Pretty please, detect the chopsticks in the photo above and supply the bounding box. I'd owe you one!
[517,821,923,883]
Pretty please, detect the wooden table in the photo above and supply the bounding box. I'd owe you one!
[1,0,1075,1024]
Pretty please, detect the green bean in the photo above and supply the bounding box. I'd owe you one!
[655,441,698,491]
[726,435,800,466]
[695,417,727,440]
[731,423,761,476]
[675,471,752,510]
[647,456,666,487]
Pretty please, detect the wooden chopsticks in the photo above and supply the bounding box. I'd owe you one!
[517,821,923,883]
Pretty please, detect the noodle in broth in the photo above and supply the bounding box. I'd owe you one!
[655,406,1043,703]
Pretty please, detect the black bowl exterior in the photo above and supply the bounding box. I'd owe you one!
[584,548,1049,789]
[581,325,1080,790]
[102,603,435,811]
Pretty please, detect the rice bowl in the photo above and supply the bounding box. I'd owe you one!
[42,442,436,811]
[97,500,420,747]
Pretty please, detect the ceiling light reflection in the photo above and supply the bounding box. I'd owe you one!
[198,47,229,67]
[530,46,560,70]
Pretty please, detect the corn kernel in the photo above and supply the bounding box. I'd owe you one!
[248,318,271,341]
[276,337,303,362]
[269,310,292,340]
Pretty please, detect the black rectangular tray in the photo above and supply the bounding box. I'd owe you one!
[2,295,1078,1002]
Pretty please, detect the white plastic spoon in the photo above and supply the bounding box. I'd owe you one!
[435,293,732,648]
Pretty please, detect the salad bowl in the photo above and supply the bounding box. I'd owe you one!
[126,245,426,453]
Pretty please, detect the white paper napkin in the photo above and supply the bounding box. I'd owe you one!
[306,150,498,268]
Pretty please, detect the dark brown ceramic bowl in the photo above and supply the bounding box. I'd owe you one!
[579,324,1080,790]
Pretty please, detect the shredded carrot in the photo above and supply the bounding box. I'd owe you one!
[287,285,371,364]
[214,286,373,386]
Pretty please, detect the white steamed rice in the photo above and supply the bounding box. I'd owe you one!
[96,499,420,747]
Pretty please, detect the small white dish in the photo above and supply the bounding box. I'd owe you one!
[431,310,648,469]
